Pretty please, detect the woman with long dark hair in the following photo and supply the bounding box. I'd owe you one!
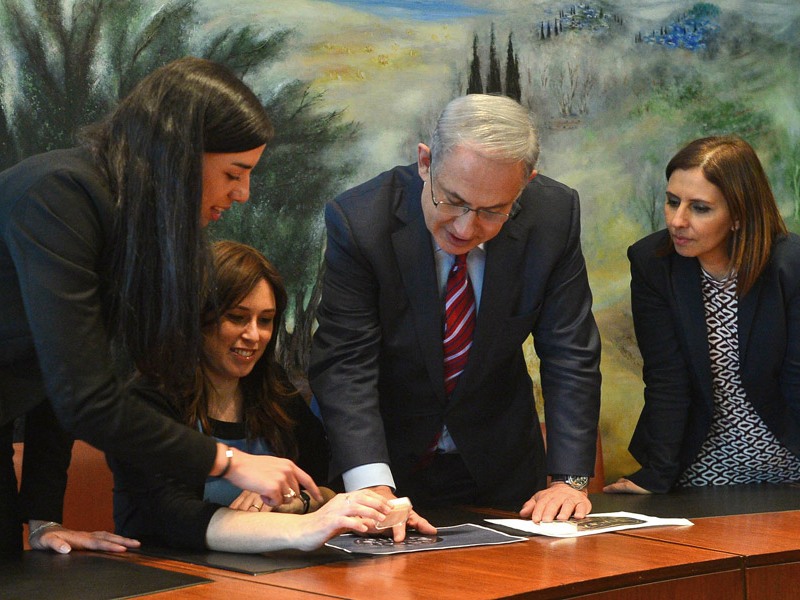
[111,241,391,552]
[0,57,321,555]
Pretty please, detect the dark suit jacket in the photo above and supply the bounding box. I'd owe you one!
[0,148,216,485]
[627,230,800,493]
[309,164,601,506]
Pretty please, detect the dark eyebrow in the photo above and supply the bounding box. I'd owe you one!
[231,304,276,313]
[231,161,256,170]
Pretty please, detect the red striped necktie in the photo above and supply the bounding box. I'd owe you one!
[443,253,476,397]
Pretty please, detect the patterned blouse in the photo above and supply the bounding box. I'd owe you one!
[677,269,800,486]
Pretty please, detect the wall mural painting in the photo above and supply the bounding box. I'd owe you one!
[2,0,799,481]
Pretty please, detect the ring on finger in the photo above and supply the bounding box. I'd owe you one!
[283,489,297,500]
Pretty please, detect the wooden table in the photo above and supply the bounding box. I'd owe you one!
[621,510,800,600]
[10,484,800,599]
[120,533,742,600]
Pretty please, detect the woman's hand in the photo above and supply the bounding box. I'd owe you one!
[272,486,337,514]
[292,489,395,551]
[217,446,323,508]
[603,478,651,494]
[28,521,140,554]
[229,490,272,512]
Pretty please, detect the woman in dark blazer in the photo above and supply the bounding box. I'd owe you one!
[606,136,800,494]
[0,58,320,555]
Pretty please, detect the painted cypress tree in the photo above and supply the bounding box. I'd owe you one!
[486,22,502,94]
[467,32,483,94]
[504,32,521,102]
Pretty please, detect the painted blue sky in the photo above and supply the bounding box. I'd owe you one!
[325,0,489,21]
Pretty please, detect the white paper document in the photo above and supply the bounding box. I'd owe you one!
[486,511,693,538]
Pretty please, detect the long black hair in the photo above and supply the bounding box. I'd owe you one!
[82,57,274,392]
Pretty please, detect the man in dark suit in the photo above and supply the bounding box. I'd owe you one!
[310,94,601,537]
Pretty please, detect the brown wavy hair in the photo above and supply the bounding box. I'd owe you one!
[184,240,297,458]
[664,135,787,296]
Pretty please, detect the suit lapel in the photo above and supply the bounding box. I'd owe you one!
[452,215,526,401]
[737,273,763,366]
[474,217,525,348]
[392,184,447,404]
[671,257,714,406]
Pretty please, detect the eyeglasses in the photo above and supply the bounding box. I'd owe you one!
[429,168,520,224]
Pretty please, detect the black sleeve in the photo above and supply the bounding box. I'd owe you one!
[625,241,693,493]
[108,381,221,550]
[2,158,217,485]
[18,400,73,523]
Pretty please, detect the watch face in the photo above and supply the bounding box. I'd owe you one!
[567,476,590,490]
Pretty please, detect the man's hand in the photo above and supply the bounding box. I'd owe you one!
[603,478,651,494]
[28,521,140,554]
[519,483,591,523]
[364,485,437,542]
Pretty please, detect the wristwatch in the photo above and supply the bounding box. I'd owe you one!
[551,474,590,490]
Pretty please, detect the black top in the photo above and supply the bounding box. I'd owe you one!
[110,380,330,550]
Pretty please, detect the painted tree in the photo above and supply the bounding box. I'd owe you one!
[0,0,113,161]
[786,140,800,222]
[504,32,521,102]
[211,83,359,376]
[0,80,14,171]
[467,32,483,94]
[0,0,358,379]
[634,161,665,233]
[486,22,502,94]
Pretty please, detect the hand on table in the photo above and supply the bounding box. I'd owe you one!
[220,447,323,508]
[362,485,437,542]
[28,520,140,554]
[293,489,393,551]
[519,482,591,523]
[229,490,272,512]
[603,478,651,494]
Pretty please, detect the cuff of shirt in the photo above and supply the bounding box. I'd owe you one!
[342,463,396,492]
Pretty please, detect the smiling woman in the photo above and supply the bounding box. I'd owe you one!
[201,147,266,226]
[111,241,328,522]
[107,241,397,553]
